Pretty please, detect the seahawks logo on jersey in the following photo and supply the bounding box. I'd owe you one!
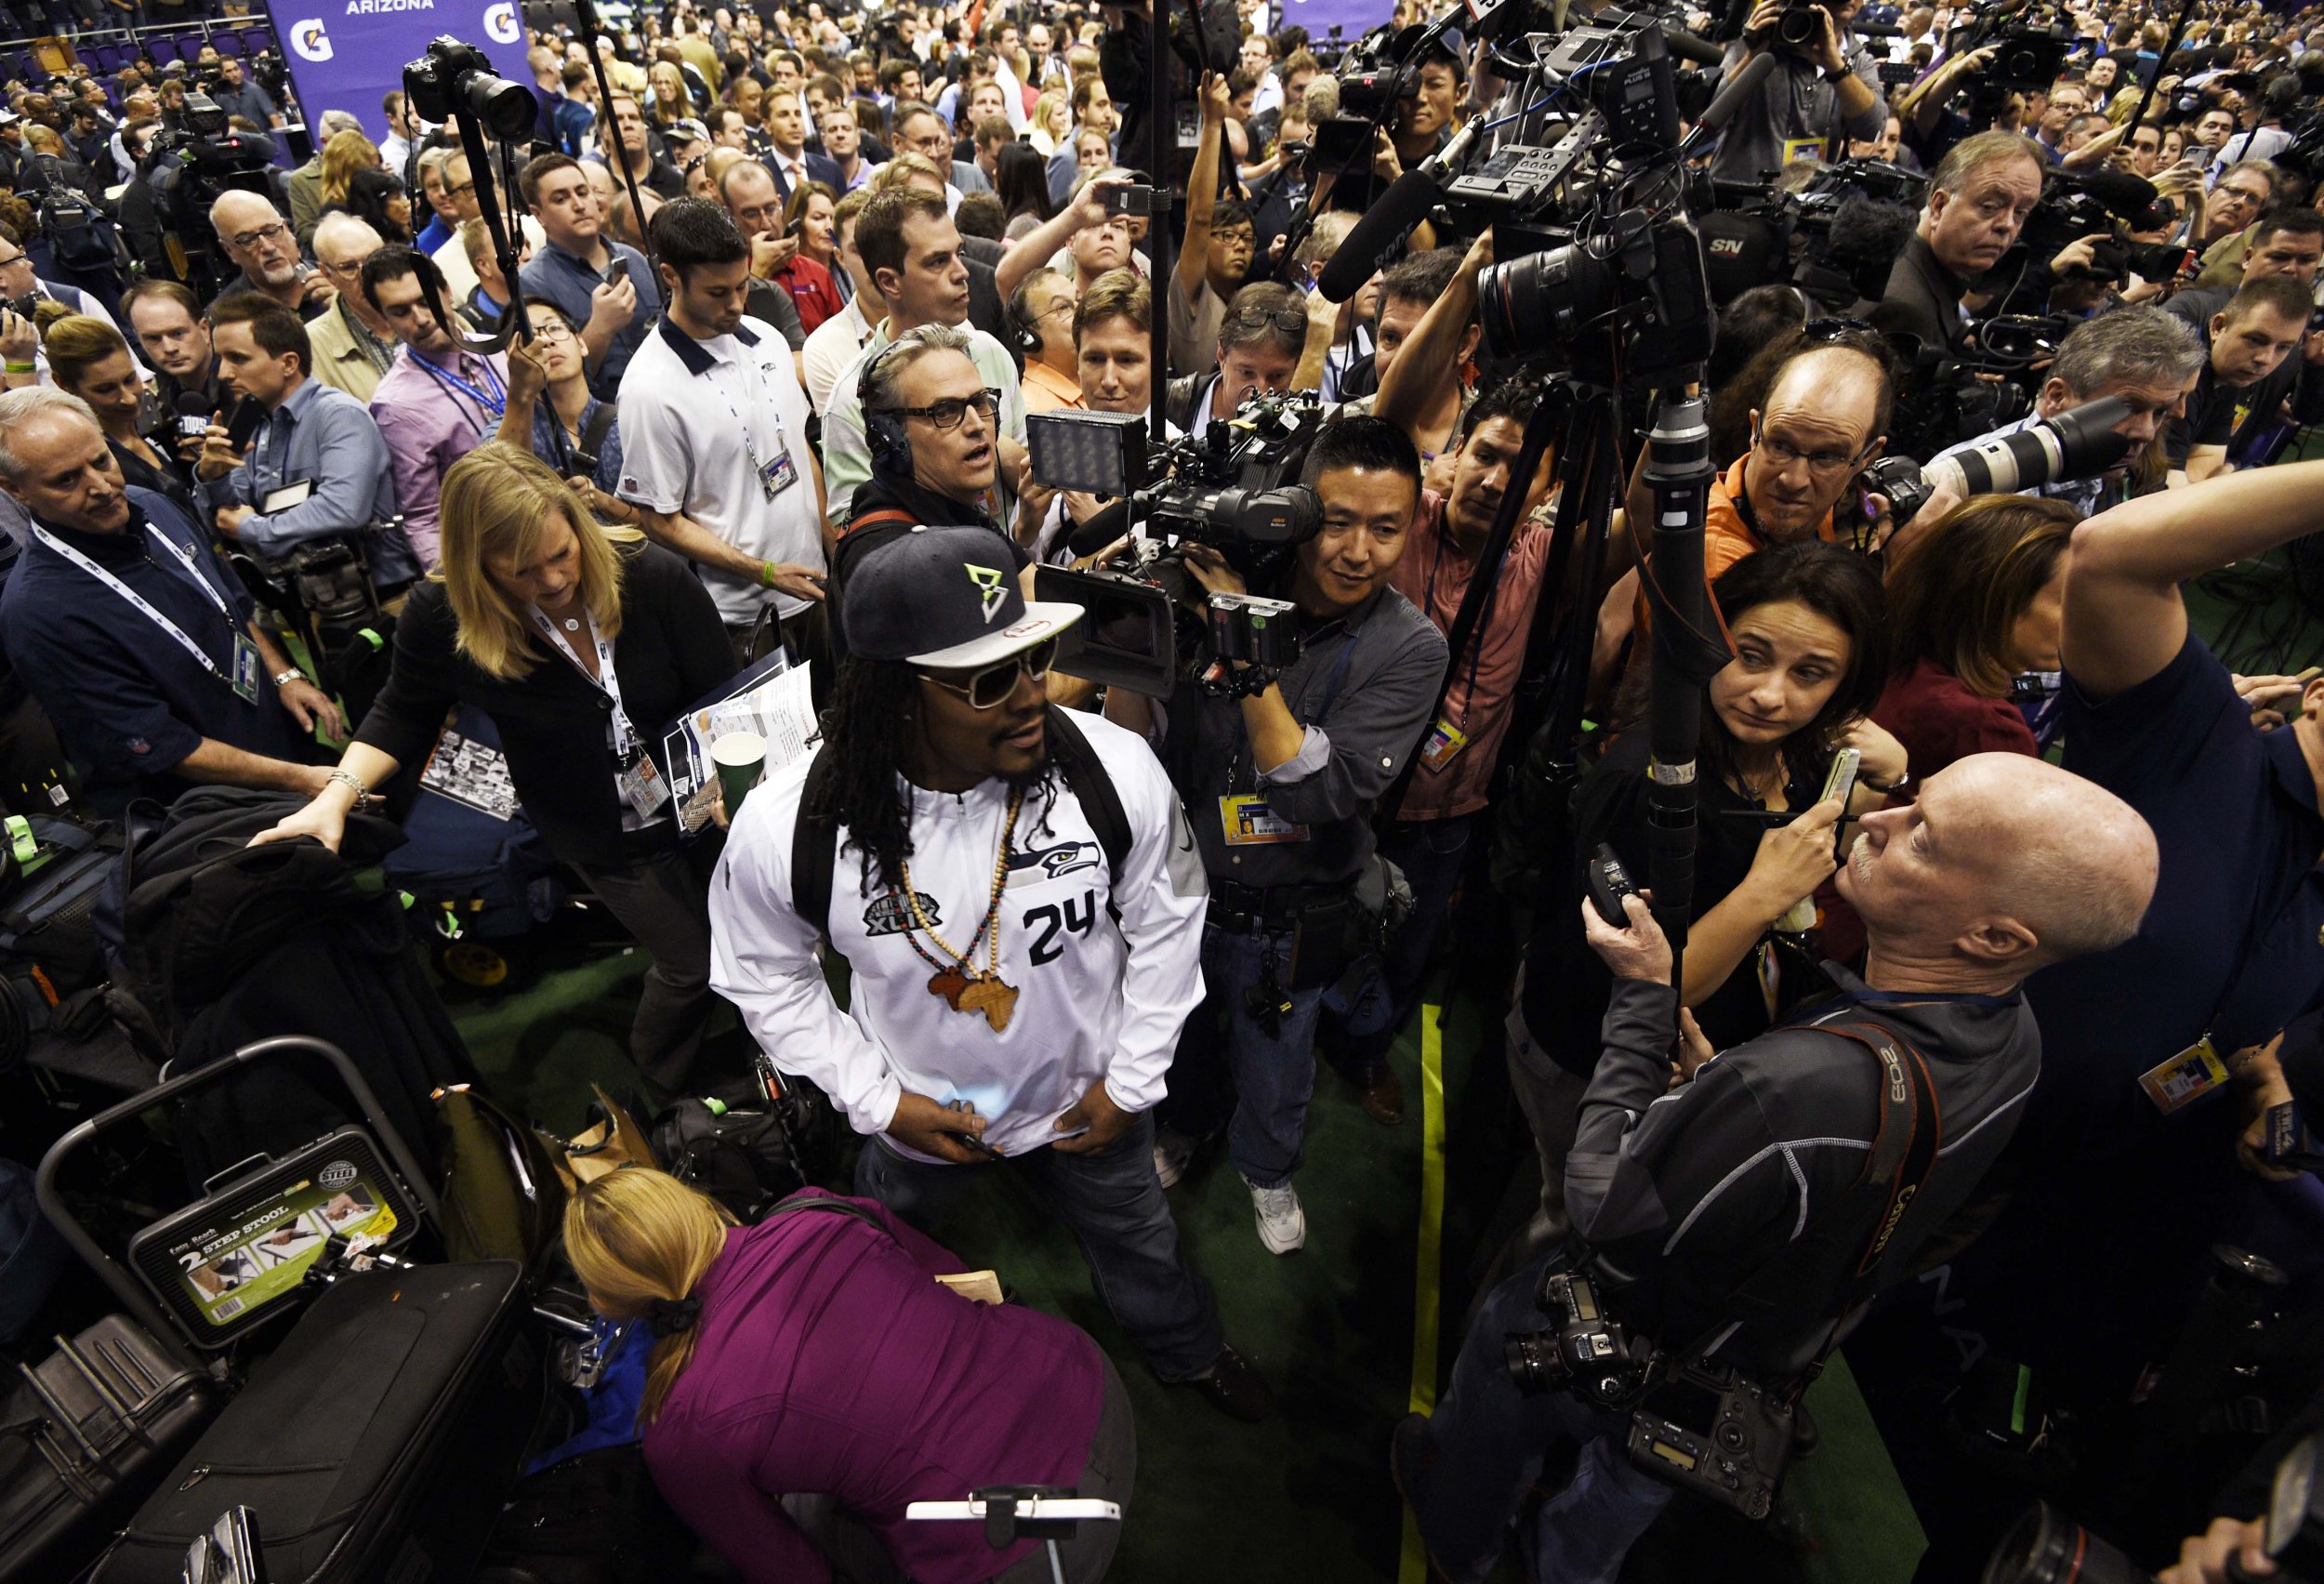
[862,891,943,936]
[1007,839,1102,883]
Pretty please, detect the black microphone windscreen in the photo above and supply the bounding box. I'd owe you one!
[1314,170,1441,303]
[1691,51,1780,142]
[2074,168,2160,216]
[173,389,216,417]
[1065,498,1134,559]
[1662,27,1727,66]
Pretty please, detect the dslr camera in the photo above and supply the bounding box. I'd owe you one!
[1027,393,1325,698]
[1505,1268,1796,1521]
[403,36,536,139]
[1750,0,1834,56]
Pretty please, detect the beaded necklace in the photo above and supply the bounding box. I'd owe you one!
[893,785,1023,1033]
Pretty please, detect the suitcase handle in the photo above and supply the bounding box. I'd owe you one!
[33,1036,445,1354]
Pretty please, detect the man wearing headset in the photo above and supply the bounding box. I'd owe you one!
[832,323,1055,613]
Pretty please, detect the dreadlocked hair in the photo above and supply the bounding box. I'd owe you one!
[811,655,1066,900]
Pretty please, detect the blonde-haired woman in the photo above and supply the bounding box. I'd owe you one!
[318,128,382,213]
[563,1168,1134,1584]
[1029,89,1072,158]
[255,442,739,1089]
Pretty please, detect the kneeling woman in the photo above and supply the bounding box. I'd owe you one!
[565,1168,1135,1583]
[255,443,739,1088]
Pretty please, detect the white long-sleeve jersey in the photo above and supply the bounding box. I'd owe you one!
[708,711,1209,1163]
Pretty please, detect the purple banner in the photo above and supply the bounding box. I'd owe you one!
[272,0,533,146]
[1276,0,1402,48]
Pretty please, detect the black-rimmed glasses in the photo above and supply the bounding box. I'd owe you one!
[882,388,1002,430]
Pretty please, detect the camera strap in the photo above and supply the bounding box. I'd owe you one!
[1661,1018,1943,1386]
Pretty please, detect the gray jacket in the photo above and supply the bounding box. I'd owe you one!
[1708,37,1888,183]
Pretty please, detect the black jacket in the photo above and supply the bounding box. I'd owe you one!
[1570,970,2040,1379]
[354,544,738,866]
[1878,233,1970,352]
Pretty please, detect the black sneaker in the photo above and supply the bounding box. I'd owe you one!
[1183,1346,1274,1422]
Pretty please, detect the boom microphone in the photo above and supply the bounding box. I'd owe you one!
[1660,27,1727,65]
[1315,169,1443,301]
[1677,50,1779,156]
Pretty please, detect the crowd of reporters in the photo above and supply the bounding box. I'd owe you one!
[12,0,2324,1578]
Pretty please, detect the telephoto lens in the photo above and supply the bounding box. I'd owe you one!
[1981,1503,2154,1584]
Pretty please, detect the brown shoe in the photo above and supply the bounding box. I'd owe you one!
[1353,1062,1406,1126]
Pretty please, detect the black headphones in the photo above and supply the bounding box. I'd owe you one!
[857,333,921,476]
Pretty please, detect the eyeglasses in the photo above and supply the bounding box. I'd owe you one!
[884,389,1002,429]
[229,220,290,250]
[924,636,1059,708]
[445,179,476,198]
[2219,185,2271,207]
[1226,305,1309,341]
[526,318,575,343]
[0,250,28,271]
[1752,418,1868,477]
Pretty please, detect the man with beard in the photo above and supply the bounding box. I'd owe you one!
[207,191,337,321]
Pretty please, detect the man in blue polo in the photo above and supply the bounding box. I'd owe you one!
[0,389,340,814]
[1849,456,2324,1575]
[517,152,657,399]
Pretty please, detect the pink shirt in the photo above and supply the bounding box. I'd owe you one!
[1387,488,1555,822]
[369,345,510,568]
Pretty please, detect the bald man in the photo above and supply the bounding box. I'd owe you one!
[1399,751,2158,1584]
[208,191,335,321]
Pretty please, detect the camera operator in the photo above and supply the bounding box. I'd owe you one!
[1396,750,2159,1584]
[1109,418,1447,1255]
[1880,131,2045,352]
[2173,159,2276,259]
[195,297,416,600]
[1164,283,1337,438]
[206,191,336,322]
[1709,0,1889,183]
[615,199,827,667]
[2164,275,2317,484]
[1986,305,2204,513]
[0,389,339,815]
[517,153,656,401]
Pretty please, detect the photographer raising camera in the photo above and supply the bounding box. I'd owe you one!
[1710,0,1889,184]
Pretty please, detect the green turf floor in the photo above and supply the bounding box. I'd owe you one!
[429,540,2324,1583]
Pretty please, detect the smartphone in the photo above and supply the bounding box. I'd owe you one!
[1587,842,1640,928]
[1100,181,1154,218]
[1821,746,1862,808]
[612,256,635,288]
[225,395,266,451]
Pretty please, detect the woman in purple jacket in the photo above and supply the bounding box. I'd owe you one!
[563,1168,1135,1583]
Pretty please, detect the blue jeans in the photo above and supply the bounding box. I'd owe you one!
[1408,1248,1673,1584]
[853,1110,1225,1382]
[1170,922,1390,1189]
[1343,814,1479,1070]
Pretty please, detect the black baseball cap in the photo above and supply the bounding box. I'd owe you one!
[843,524,1082,668]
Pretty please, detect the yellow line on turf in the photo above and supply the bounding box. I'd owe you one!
[1398,1003,1449,1584]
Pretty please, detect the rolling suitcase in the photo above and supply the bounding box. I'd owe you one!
[0,1314,214,1580]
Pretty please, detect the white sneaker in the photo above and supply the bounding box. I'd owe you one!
[1153,1129,1195,1189]
[1245,1176,1306,1255]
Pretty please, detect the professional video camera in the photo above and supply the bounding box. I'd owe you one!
[1503,1266,1795,1521]
[1026,393,1324,698]
[2016,167,2185,287]
[1701,158,1929,310]
[145,88,281,296]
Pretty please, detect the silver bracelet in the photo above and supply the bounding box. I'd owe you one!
[325,769,373,811]
[272,667,304,689]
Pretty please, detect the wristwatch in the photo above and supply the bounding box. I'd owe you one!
[271,667,304,689]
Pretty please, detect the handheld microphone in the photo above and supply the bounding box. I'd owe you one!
[173,389,216,440]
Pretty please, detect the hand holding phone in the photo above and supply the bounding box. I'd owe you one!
[1588,842,1640,928]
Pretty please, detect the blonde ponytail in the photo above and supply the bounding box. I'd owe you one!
[562,1169,735,1422]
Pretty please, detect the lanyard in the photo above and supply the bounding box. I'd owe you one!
[33,522,238,682]
[415,353,507,429]
[704,342,782,482]
[527,604,640,758]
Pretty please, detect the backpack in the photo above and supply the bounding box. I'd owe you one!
[0,813,122,996]
[647,1078,833,1223]
[36,187,118,274]
[789,704,1131,948]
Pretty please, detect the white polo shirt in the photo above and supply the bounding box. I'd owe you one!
[616,315,825,625]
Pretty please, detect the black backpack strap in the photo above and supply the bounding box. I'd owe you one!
[578,402,618,467]
[790,743,843,948]
[1043,706,1129,889]
[769,1192,893,1236]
